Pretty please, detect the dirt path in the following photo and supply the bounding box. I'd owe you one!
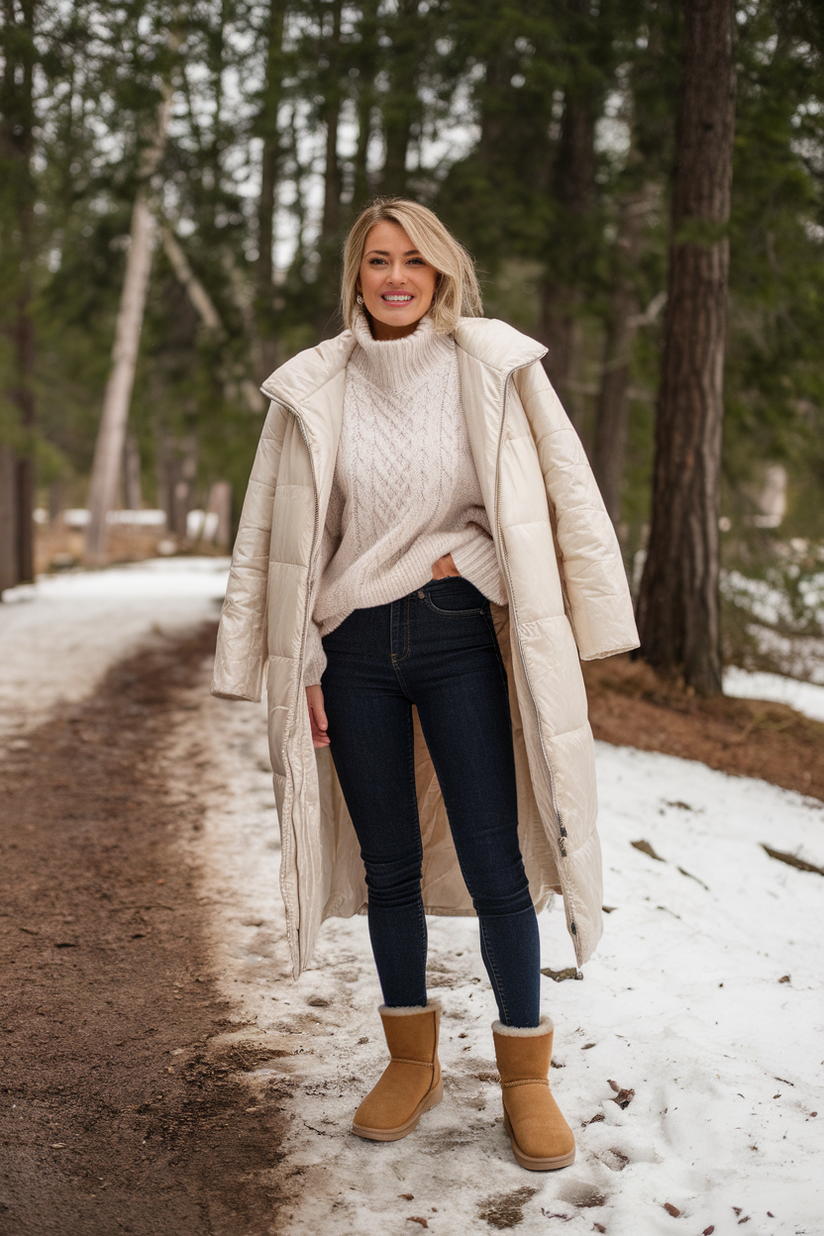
[0,624,286,1236]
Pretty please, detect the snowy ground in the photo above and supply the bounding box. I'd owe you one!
[0,558,229,744]
[3,561,824,1236]
[723,666,824,723]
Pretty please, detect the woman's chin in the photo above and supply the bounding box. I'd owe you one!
[367,310,427,340]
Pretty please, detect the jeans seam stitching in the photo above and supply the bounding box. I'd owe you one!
[480,917,511,1025]
[406,702,427,1002]
[483,609,510,697]
[394,595,412,663]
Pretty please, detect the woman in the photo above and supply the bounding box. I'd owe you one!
[212,198,638,1171]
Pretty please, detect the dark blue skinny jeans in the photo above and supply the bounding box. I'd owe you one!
[320,576,541,1027]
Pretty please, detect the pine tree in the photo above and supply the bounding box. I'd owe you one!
[636,0,737,694]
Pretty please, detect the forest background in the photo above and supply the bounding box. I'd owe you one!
[2,0,824,679]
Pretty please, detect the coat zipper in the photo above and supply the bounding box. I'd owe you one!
[270,400,320,974]
[291,411,321,685]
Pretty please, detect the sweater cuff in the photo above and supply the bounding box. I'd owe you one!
[304,621,327,686]
[451,537,507,606]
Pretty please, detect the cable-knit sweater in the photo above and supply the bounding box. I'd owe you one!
[303,311,507,685]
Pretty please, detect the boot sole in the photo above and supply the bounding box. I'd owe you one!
[351,1078,444,1142]
[504,1109,576,1171]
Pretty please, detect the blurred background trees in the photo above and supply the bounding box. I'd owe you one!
[1,0,824,684]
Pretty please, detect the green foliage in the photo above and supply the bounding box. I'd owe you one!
[1,0,823,573]
[722,0,824,544]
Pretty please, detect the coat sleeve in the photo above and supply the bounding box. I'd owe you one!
[514,362,640,661]
[211,400,290,701]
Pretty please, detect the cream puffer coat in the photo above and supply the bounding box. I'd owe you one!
[212,317,639,978]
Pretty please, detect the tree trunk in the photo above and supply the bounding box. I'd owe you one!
[124,434,142,510]
[351,0,379,213]
[162,226,262,413]
[156,425,175,531]
[13,316,35,583]
[171,433,199,540]
[254,0,287,378]
[0,0,36,589]
[0,445,19,594]
[380,0,420,195]
[206,480,232,550]
[161,226,223,334]
[315,0,344,333]
[48,477,65,523]
[537,80,597,431]
[636,0,736,695]
[85,93,173,565]
[320,0,343,243]
[592,188,657,524]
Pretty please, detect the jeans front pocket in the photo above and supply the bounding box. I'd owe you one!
[422,577,488,617]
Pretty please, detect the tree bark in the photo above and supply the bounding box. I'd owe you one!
[124,434,142,511]
[636,0,736,695]
[351,0,379,213]
[85,93,173,565]
[592,188,658,524]
[254,0,287,377]
[320,0,343,244]
[206,480,232,550]
[0,445,19,594]
[171,433,198,540]
[315,0,344,332]
[537,52,597,430]
[380,0,420,195]
[0,0,36,589]
[160,226,223,334]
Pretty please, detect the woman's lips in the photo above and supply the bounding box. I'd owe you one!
[381,293,414,304]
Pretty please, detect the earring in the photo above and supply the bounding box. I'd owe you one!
[356,292,364,305]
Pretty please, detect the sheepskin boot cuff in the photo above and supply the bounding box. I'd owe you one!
[493,1016,575,1171]
[492,1014,555,1037]
[351,1001,443,1142]
[379,1001,438,1016]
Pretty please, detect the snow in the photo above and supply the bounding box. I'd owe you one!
[724,666,824,722]
[720,567,824,685]
[0,557,229,743]
[3,560,823,1234]
[722,568,824,631]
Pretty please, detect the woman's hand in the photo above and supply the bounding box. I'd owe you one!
[306,684,330,748]
[431,552,461,579]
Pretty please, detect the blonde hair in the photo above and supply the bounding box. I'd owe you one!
[341,197,483,334]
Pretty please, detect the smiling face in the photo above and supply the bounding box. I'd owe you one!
[357,220,438,340]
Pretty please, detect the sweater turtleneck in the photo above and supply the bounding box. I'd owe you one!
[302,309,507,685]
[349,308,455,393]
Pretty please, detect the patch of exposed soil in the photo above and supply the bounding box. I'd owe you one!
[0,624,287,1236]
[584,655,824,803]
[477,1186,538,1229]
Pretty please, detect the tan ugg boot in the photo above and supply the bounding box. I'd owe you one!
[351,1002,443,1141]
[492,1016,576,1170]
